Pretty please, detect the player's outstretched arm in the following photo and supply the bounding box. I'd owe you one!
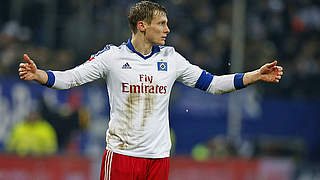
[243,60,283,86]
[204,60,283,95]
[18,54,48,84]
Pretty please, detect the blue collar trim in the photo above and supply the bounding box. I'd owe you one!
[126,39,160,60]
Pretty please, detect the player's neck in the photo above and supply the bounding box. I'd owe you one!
[131,35,153,55]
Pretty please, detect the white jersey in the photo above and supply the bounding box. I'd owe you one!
[46,39,245,158]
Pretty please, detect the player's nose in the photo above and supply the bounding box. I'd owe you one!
[164,25,170,34]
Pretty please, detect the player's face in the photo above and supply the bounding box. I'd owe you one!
[145,11,170,46]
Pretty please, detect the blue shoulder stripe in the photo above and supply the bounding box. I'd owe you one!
[92,44,112,57]
[195,70,214,91]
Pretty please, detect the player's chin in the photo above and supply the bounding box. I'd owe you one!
[158,40,166,46]
[153,39,166,46]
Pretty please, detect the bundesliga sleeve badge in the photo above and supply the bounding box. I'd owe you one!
[157,62,167,71]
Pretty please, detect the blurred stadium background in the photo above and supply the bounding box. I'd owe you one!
[0,0,319,179]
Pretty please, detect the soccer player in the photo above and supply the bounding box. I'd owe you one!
[18,1,283,180]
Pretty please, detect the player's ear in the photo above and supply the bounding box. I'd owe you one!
[137,21,147,32]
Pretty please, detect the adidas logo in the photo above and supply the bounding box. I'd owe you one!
[122,62,132,69]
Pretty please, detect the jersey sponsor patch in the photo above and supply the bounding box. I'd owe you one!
[157,62,167,71]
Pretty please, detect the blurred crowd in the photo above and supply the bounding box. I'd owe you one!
[3,87,91,156]
[0,0,319,98]
[191,135,306,162]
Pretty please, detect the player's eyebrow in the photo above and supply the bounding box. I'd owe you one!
[156,17,168,24]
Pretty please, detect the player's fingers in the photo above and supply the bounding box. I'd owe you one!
[20,63,35,69]
[271,76,280,82]
[19,71,28,76]
[20,66,32,71]
[21,73,33,81]
[276,66,283,71]
[19,63,28,68]
[271,66,283,74]
[19,66,32,73]
[266,60,277,68]
[276,75,282,80]
[271,66,278,71]
[278,71,283,76]
[23,54,32,64]
[20,73,28,80]
[18,67,26,72]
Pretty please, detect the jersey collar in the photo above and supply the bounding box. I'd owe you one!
[126,39,160,60]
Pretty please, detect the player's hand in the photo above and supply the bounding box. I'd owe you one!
[258,60,283,83]
[19,54,38,81]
